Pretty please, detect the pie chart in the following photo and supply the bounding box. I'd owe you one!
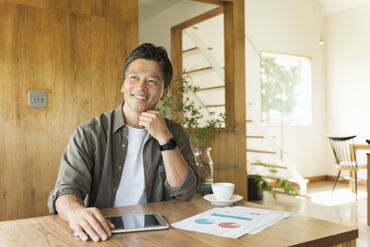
[218,222,241,228]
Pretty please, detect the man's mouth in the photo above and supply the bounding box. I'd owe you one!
[132,94,148,100]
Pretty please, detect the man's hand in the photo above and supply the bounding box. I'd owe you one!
[67,207,114,242]
[138,110,172,144]
[139,110,190,188]
[55,195,114,242]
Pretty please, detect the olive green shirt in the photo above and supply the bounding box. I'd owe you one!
[48,102,199,214]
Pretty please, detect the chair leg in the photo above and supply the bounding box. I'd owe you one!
[332,170,341,192]
[355,171,358,200]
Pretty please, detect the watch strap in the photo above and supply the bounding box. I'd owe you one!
[159,138,177,151]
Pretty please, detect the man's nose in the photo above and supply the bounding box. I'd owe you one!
[136,78,147,88]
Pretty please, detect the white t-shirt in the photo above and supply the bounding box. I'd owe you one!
[114,125,149,207]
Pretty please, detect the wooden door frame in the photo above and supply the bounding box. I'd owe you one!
[171,0,247,197]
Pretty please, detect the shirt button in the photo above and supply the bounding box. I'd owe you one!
[117,166,122,170]
[122,144,126,148]
[113,187,117,192]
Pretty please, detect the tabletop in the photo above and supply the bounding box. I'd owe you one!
[0,195,358,247]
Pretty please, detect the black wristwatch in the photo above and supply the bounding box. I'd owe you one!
[159,138,177,151]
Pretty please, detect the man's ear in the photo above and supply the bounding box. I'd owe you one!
[120,83,125,94]
[160,88,168,100]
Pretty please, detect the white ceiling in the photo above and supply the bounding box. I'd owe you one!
[317,0,370,15]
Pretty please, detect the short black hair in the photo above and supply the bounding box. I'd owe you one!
[123,43,173,89]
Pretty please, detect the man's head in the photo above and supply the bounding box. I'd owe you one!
[123,43,173,90]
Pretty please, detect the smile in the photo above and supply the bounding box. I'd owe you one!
[132,94,148,100]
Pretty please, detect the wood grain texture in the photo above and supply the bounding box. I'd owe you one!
[0,0,138,221]
[0,196,358,246]
[91,0,138,21]
[46,0,91,15]
[214,0,246,197]
[0,0,138,17]
[1,0,45,8]
[91,16,138,115]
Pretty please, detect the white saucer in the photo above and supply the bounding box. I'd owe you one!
[203,194,243,206]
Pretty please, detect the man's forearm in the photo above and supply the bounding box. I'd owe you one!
[55,194,85,221]
[161,148,190,188]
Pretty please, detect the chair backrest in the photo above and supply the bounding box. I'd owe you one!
[327,135,357,167]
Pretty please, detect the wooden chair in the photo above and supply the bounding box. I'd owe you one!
[327,135,367,198]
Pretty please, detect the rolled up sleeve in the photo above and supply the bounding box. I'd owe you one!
[47,127,94,214]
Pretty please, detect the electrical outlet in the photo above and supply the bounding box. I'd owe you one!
[28,90,47,108]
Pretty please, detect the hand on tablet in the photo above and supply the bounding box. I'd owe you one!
[68,207,115,242]
[55,195,115,242]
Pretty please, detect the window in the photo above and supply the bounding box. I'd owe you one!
[260,52,312,126]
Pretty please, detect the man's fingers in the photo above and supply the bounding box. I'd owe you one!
[139,115,154,123]
[80,220,100,242]
[141,110,158,117]
[94,212,113,237]
[74,227,88,241]
[85,214,108,241]
[107,219,115,229]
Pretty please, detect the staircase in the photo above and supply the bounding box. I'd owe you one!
[246,103,308,196]
[181,17,308,196]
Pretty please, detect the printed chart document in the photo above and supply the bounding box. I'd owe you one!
[172,206,290,239]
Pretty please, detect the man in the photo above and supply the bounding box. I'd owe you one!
[48,43,199,242]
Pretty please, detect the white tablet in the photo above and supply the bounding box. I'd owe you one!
[106,213,169,233]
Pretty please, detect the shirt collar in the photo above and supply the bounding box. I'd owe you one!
[112,101,126,133]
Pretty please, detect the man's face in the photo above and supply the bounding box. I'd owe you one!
[121,58,165,114]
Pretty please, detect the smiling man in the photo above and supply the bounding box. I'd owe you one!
[48,43,199,242]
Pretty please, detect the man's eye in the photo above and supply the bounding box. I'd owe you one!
[130,75,138,80]
[148,80,158,84]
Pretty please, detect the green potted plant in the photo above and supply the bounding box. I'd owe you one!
[248,161,298,200]
[158,75,224,185]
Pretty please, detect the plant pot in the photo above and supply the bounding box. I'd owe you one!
[247,176,263,201]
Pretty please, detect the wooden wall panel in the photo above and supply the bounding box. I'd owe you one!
[1,0,45,8]
[0,0,139,17]
[91,0,138,21]
[91,17,137,115]
[46,0,91,15]
[0,0,138,221]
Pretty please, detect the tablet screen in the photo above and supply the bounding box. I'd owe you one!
[106,213,169,233]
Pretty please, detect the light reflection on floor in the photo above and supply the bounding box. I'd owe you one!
[308,188,367,206]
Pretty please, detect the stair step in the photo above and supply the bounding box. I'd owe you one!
[182,46,213,53]
[288,178,309,184]
[246,149,276,154]
[246,135,263,138]
[250,162,287,169]
[246,135,277,139]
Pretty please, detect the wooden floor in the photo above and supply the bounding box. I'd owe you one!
[252,181,369,247]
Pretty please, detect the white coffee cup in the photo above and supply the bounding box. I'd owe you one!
[212,182,235,201]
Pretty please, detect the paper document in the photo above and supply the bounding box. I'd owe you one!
[172,206,290,239]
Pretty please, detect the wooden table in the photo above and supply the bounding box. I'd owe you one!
[0,196,358,246]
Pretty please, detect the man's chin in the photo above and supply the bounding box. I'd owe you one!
[125,101,157,113]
